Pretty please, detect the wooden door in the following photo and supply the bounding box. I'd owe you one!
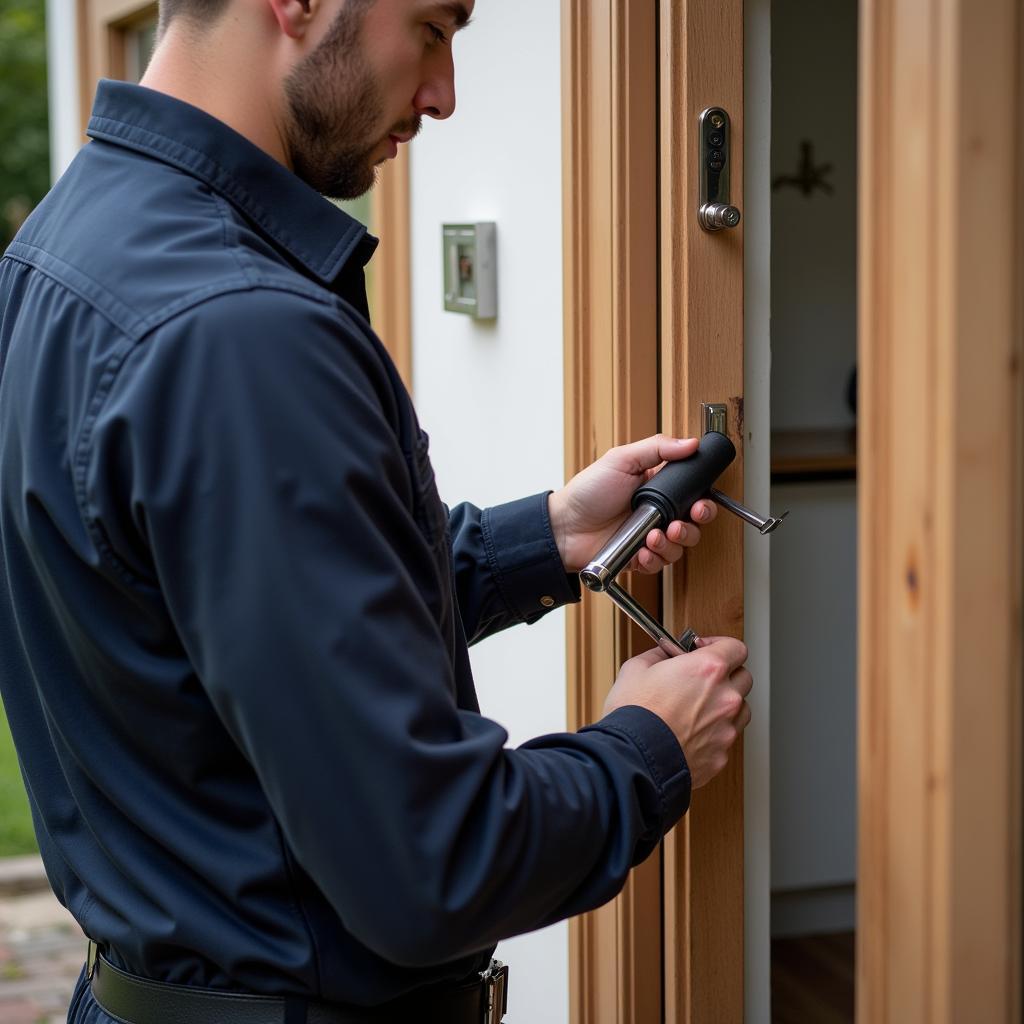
[857,0,1023,1019]
[563,2,747,1020]
[659,5,746,1021]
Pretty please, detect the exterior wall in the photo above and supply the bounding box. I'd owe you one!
[47,0,79,182]
[408,3,568,1022]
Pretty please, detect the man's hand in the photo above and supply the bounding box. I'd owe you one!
[604,638,752,789]
[548,435,718,574]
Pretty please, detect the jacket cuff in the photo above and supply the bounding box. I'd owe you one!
[582,705,692,827]
[481,493,581,625]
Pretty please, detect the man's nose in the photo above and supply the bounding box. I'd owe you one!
[413,55,457,120]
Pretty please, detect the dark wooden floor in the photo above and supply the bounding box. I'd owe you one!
[771,931,855,1024]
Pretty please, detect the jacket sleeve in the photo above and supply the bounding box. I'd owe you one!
[87,288,691,968]
[448,496,581,645]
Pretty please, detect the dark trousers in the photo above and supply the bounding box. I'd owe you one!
[67,966,113,1024]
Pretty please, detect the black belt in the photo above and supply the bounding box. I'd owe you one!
[87,942,508,1024]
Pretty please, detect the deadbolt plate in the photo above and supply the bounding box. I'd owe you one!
[698,107,740,231]
[699,107,732,207]
[702,403,728,436]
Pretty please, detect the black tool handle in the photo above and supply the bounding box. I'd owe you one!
[631,431,736,524]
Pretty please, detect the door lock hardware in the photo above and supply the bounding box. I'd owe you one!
[702,402,728,436]
[698,107,741,232]
[580,432,788,656]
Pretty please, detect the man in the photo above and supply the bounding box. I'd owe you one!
[0,1,753,1021]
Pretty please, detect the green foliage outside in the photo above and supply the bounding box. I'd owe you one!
[0,0,50,246]
[0,703,38,855]
[0,2,48,854]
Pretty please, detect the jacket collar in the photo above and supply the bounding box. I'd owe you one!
[87,79,378,286]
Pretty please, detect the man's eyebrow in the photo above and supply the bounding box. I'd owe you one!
[426,1,473,30]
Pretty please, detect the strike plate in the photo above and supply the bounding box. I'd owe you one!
[702,403,728,436]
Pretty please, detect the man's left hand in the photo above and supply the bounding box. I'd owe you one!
[548,435,718,575]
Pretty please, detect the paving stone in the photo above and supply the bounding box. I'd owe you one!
[0,856,48,898]
[0,882,84,1024]
[0,996,47,1024]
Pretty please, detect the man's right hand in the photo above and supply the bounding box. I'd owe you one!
[604,637,752,789]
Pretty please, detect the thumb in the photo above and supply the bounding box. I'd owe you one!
[629,646,672,669]
[613,434,698,474]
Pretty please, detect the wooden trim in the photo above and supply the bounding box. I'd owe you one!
[77,0,157,131]
[658,2,746,1021]
[858,0,1023,1019]
[561,1,662,1021]
[371,148,413,392]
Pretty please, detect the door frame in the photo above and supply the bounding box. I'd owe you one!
[857,0,1023,1019]
[563,0,1023,1021]
[562,2,747,1020]
[561,3,663,1019]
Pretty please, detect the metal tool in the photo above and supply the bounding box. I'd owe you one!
[579,431,788,656]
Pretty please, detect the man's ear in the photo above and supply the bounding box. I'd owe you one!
[266,0,319,40]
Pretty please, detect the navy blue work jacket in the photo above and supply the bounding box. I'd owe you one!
[0,81,691,1007]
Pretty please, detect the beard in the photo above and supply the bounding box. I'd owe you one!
[283,0,392,200]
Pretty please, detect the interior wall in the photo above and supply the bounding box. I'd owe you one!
[769,0,859,938]
[408,3,569,1022]
[771,0,859,431]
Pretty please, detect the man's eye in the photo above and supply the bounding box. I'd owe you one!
[426,23,450,45]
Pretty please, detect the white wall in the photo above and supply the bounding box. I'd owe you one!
[46,0,79,183]
[770,482,857,893]
[409,3,569,1022]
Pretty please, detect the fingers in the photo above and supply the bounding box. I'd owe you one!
[645,526,685,562]
[630,646,671,669]
[695,635,749,671]
[632,547,666,573]
[665,520,701,549]
[688,500,717,525]
[611,434,699,474]
[628,505,715,575]
[629,522,694,574]
[729,666,754,700]
[734,700,752,732]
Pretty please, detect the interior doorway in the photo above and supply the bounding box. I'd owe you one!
[768,1,859,1021]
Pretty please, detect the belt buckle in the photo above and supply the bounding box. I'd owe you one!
[480,959,508,1023]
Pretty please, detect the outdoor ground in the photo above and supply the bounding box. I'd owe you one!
[0,710,83,1022]
[0,857,84,1024]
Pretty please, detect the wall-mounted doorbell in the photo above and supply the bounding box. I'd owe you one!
[442,223,497,319]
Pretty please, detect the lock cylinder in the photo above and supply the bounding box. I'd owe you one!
[699,203,742,231]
